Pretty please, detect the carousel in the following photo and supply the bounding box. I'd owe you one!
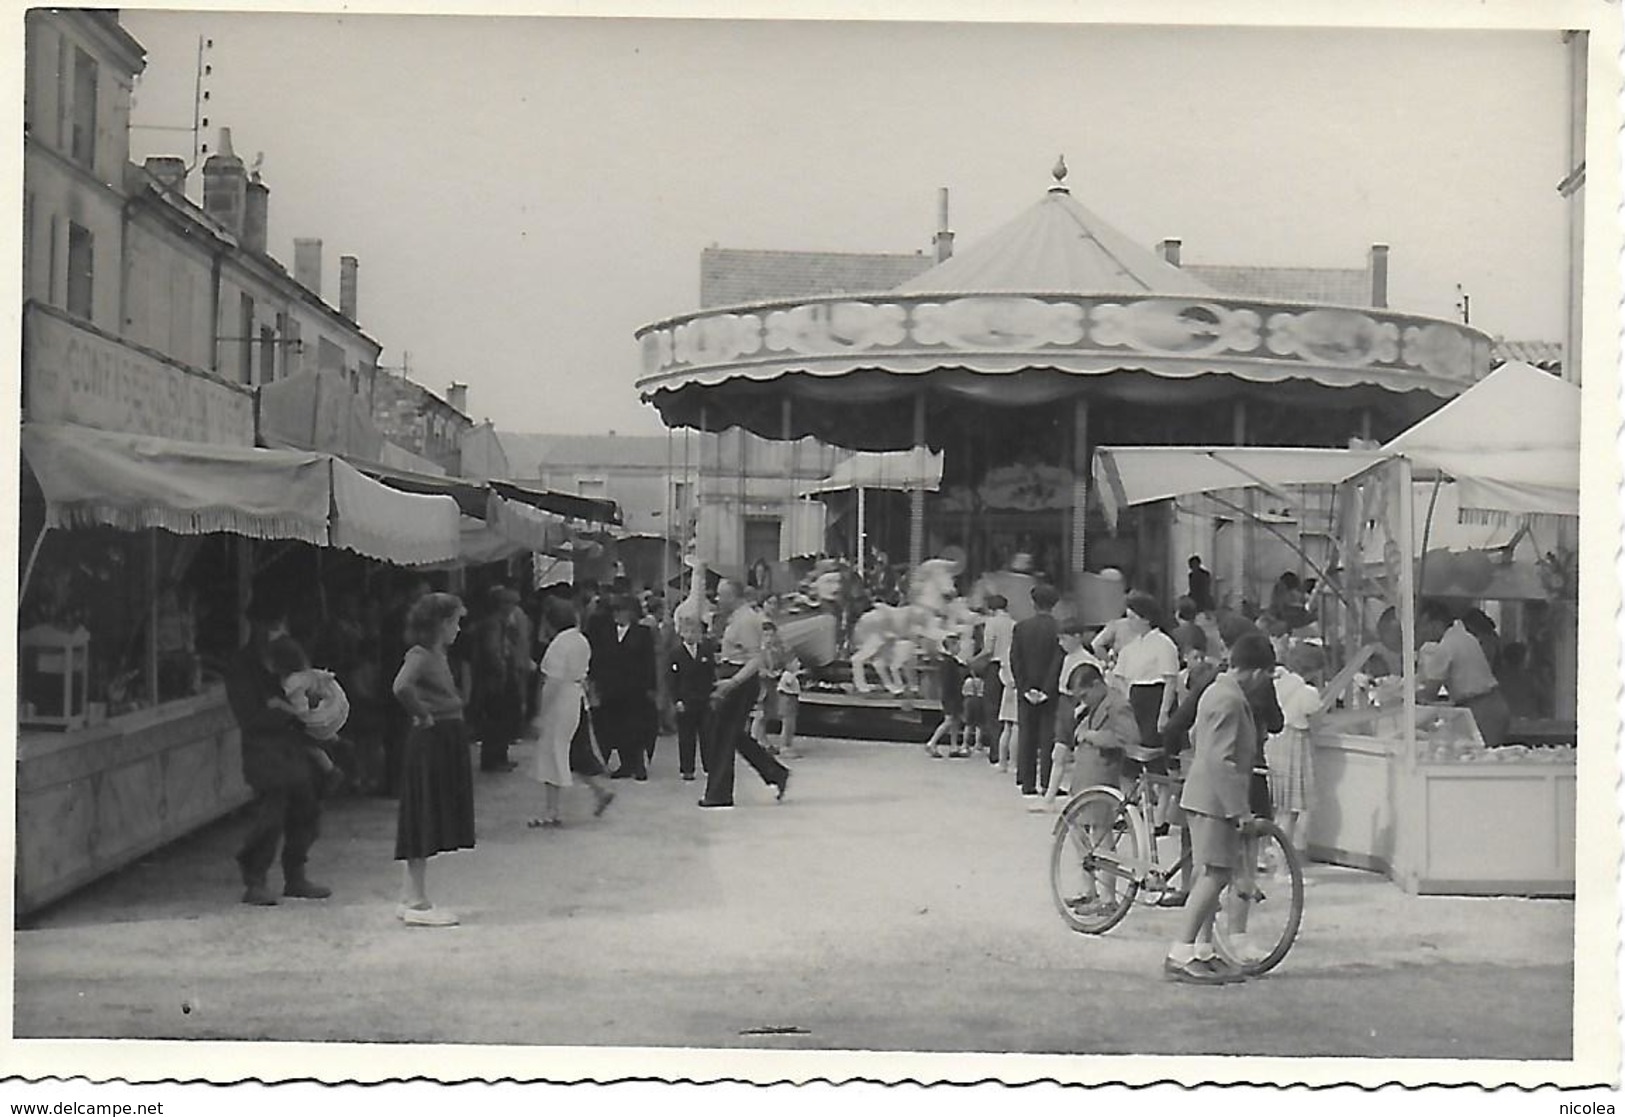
[635,160,1495,729]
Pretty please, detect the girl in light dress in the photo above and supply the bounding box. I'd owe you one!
[527,596,615,829]
[1266,641,1325,858]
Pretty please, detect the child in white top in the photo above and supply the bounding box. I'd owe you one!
[777,655,803,760]
[1265,641,1325,856]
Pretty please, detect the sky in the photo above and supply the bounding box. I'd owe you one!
[117,9,1575,438]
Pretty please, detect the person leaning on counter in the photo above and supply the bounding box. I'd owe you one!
[1416,599,1512,748]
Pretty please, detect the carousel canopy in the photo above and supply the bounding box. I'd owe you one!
[637,167,1494,450]
[1383,360,1579,521]
[893,183,1217,297]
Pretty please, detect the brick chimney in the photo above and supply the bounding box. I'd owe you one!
[294,238,322,295]
[242,173,269,255]
[339,255,358,321]
[201,127,248,235]
[933,187,955,263]
[1158,238,1182,266]
[1368,243,1390,308]
[143,156,187,196]
[446,382,469,414]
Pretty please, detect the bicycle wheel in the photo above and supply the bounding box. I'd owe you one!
[1050,788,1140,934]
[1212,818,1303,975]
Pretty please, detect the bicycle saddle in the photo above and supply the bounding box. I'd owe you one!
[1121,742,1166,765]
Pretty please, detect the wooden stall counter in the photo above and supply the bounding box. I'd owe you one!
[1309,704,1575,897]
[16,685,252,917]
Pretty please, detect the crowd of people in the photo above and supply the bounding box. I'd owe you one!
[222,570,796,927]
[909,556,1329,986]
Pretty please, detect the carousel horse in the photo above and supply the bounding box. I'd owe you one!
[849,555,972,695]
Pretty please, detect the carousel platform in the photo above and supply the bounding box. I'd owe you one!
[795,688,943,744]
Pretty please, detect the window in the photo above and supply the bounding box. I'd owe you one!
[65,222,93,320]
[577,477,609,500]
[238,293,255,385]
[259,325,276,384]
[671,479,692,516]
[70,47,97,170]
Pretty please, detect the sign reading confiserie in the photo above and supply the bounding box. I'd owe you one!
[24,304,255,446]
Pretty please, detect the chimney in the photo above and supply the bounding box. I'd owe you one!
[1368,243,1390,308]
[932,187,955,263]
[446,382,469,414]
[143,156,187,196]
[1158,238,1182,266]
[339,255,359,321]
[242,173,269,255]
[294,238,323,295]
[201,127,248,235]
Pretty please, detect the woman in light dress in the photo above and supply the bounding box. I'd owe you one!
[527,596,614,828]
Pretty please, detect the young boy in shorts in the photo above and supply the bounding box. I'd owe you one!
[1165,630,1276,985]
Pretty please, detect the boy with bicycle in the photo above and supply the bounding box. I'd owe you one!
[1164,631,1276,986]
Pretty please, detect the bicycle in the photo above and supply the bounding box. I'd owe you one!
[1048,742,1305,975]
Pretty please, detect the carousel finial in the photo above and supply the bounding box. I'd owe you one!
[1050,154,1069,193]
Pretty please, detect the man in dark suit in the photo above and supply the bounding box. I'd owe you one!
[590,593,658,780]
[666,609,715,781]
[1009,582,1063,797]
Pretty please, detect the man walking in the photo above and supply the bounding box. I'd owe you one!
[698,579,790,809]
[590,593,658,780]
[224,597,330,906]
[1009,582,1062,798]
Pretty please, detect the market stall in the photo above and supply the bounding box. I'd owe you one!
[14,424,470,915]
[1092,371,1580,897]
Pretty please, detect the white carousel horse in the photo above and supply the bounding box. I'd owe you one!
[849,556,974,695]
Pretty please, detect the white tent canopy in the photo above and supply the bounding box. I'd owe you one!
[1092,445,1389,528]
[801,448,944,496]
[1383,360,1579,520]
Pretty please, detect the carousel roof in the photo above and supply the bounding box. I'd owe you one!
[636,162,1494,449]
[893,180,1218,298]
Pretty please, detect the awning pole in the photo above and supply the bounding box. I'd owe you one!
[147,529,160,706]
[19,526,50,604]
[1415,469,1444,597]
[908,390,926,568]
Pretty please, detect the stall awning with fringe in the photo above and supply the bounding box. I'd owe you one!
[330,458,462,565]
[21,423,331,544]
[488,493,570,554]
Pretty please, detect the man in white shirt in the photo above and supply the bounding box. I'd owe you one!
[698,579,791,809]
[1417,600,1511,748]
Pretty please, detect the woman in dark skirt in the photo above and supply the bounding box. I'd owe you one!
[391,592,475,927]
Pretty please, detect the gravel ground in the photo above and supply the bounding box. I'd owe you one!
[15,736,1574,1062]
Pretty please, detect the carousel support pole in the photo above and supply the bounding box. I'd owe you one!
[908,389,926,569]
[782,397,795,570]
[1068,396,1090,583]
[734,428,747,582]
[856,486,867,576]
[662,427,672,596]
[1359,408,1373,443]
[1232,398,1251,611]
